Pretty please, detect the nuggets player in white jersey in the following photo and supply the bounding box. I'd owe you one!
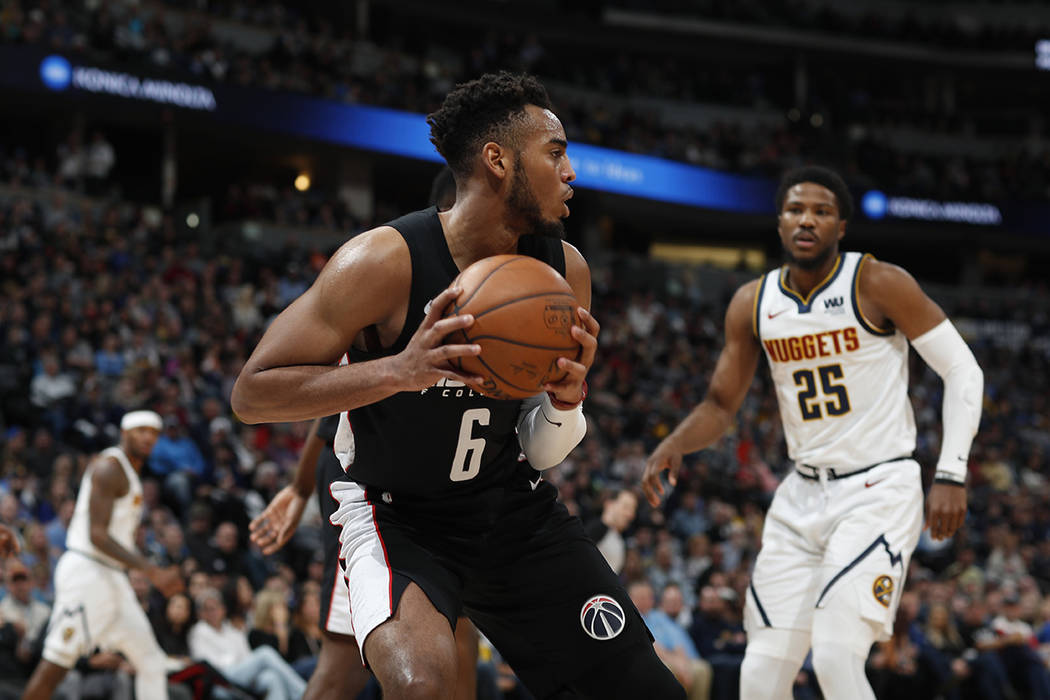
[643,166,983,699]
[24,411,184,700]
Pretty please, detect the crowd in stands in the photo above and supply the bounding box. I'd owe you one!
[3,0,1050,202]
[603,0,1050,51]
[1,127,1050,699]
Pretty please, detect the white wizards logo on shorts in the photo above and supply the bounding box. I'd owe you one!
[580,594,626,641]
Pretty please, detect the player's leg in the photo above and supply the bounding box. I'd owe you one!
[739,475,824,699]
[453,616,479,700]
[331,480,461,699]
[465,481,682,699]
[22,659,71,700]
[810,460,923,699]
[306,529,370,700]
[810,603,879,700]
[303,631,370,700]
[25,554,93,700]
[362,582,458,699]
[108,575,172,700]
[738,627,811,699]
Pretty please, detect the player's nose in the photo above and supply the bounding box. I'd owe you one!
[563,157,576,183]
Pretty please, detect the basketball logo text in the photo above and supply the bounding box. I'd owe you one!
[543,303,574,336]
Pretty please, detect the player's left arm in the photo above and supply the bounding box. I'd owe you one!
[860,259,983,541]
[516,242,596,470]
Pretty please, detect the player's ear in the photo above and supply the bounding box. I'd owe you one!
[481,142,508,181]
[837,219,847,240]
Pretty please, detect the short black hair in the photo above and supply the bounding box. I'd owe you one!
[427,72,553,179]
[775,166,853,221]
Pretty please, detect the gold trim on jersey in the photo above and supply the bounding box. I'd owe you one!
[752,274,769,340]
[852,254,894,336]
[777,254,844,312]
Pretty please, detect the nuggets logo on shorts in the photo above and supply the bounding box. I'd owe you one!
[580,594,625,641]
[873,575,894,607]
[62,626,74,642]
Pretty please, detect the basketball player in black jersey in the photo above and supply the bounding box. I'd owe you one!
[233,72,683,699]
[247,169,484,700]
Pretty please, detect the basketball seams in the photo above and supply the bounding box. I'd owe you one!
[464,336,579,351]
[461,291,578,323]
[473,354,568,395]
[451,256,529,313]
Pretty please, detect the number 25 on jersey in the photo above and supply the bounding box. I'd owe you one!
[793,364,851,421]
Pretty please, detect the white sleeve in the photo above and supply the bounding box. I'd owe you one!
[516,393,587,471]
[910,319,984,483]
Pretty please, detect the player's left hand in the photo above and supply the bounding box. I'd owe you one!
[0,524,19,557]
[250,485,308,555]
[925,482,967,541]
[543,307,599,405]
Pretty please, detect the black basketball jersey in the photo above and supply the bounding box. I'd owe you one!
[335,207,567,496]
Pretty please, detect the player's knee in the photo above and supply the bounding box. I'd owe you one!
[809,642,843,683]
[378,661,456,700]
[306,643,369,700]
[739,627,810,700]
[810,612,878,700]
[371,638,457,700]
[740,653,790,700]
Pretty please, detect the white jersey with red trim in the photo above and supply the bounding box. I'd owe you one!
[753,251,915,469]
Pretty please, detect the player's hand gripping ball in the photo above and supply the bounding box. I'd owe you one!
[443,255,582,399]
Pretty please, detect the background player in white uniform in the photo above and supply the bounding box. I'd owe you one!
[642,166,983,699]
[23,410,184,700]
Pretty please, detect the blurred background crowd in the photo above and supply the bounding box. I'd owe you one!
[2,0,1050,699]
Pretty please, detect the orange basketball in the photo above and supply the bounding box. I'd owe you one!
[443,255,581,400]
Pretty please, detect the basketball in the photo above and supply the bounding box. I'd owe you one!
[443,255,582,400]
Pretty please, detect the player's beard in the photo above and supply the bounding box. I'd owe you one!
[782,239,835,271]
[507,159,566,240]
[123,439,150,462]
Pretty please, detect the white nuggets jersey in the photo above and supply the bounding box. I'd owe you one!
[66,446,144,568]
[754,252,916,469]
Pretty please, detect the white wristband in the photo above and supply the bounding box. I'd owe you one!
[516,393,587,471]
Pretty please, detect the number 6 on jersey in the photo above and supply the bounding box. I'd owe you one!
[450,408,490,481]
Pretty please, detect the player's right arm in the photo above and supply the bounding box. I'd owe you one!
[232,227,482,424]
[249,417,323,555]
[87,457,183,596]
[642,280,763,506]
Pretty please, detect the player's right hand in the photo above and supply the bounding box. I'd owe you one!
[148,565,185,598]
[642,440,683,507]
[250,485,308,555]
[393,285,484,391]
[0,524,20,557]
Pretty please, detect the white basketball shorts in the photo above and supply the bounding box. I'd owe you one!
[42,550,163,668]
[744,458,924,643]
